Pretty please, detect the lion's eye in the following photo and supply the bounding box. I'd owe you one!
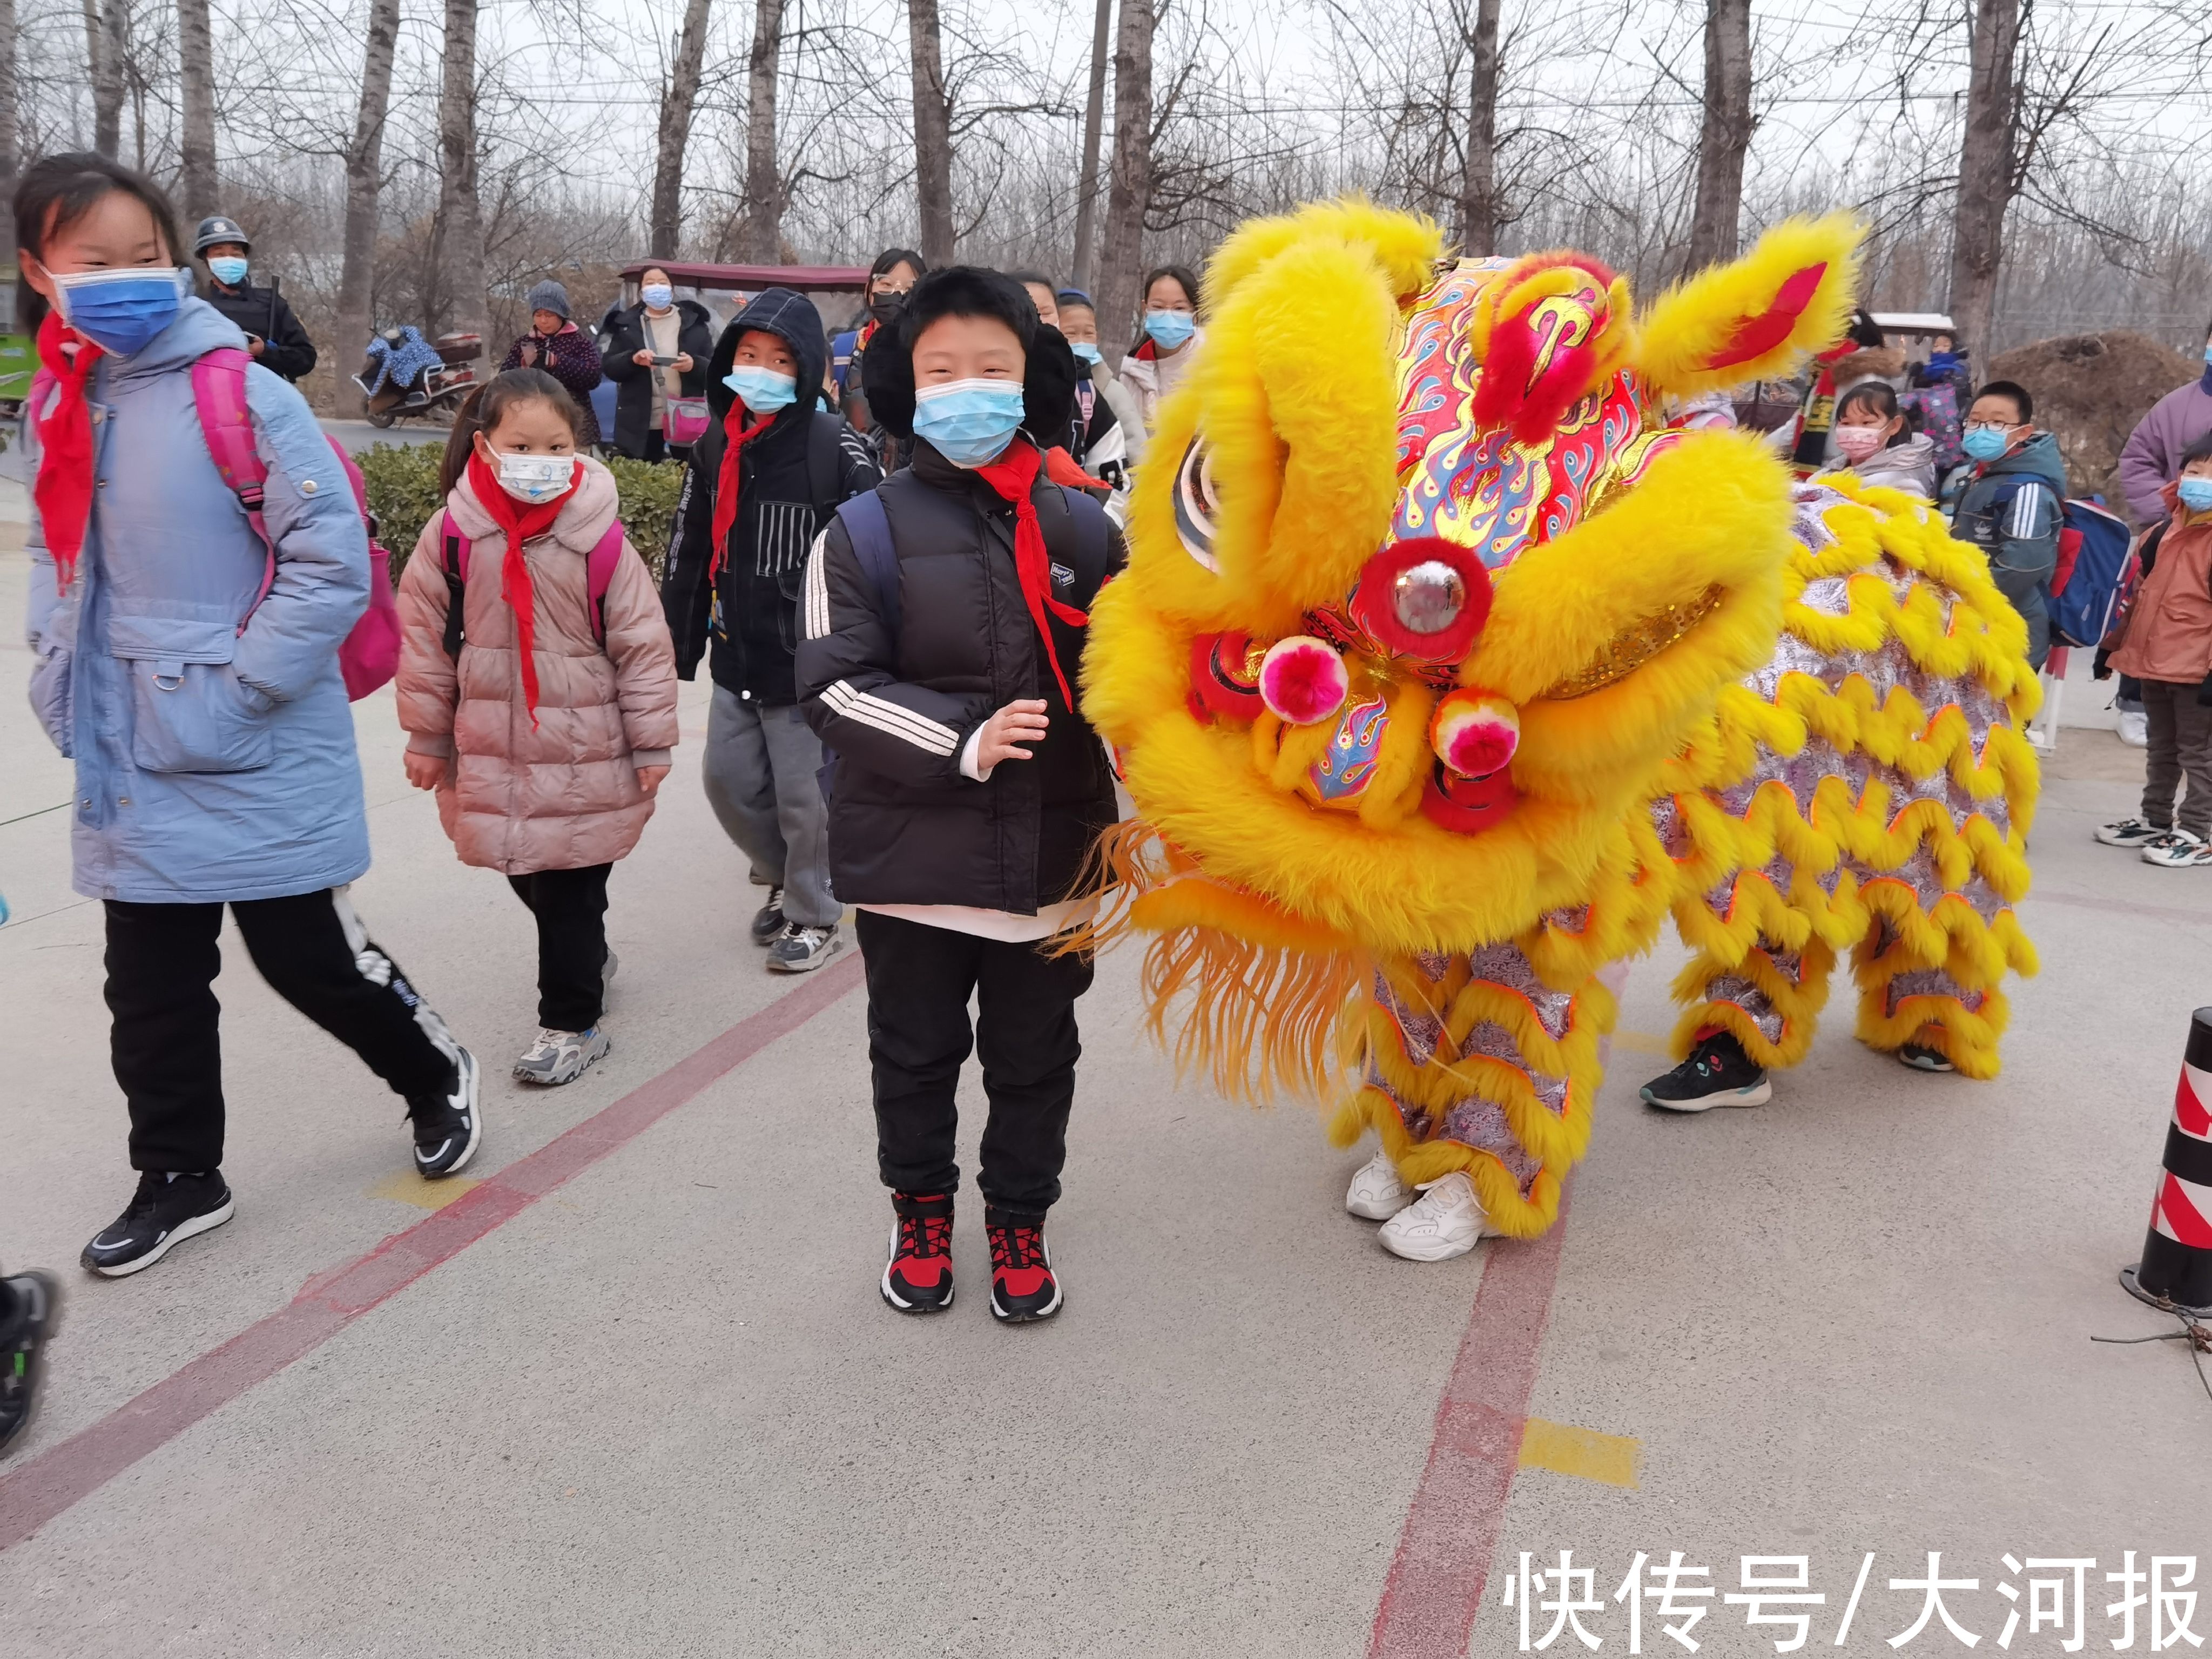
[1174,437,1220,572]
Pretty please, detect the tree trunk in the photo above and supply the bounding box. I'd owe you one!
[435,0,489,343]
[177,0,217,218]
[735,0,786,261]
[85,0,123,159]
[1685,0,1753,270]
[0,0,19,206]
[1455,0,1502,257]
[336,0,401,416]
[1070,0,1113,291]
[649,0,713,260]
[1096,0,1152,361]
[1948,0,2022,354]
[907,0,954,265]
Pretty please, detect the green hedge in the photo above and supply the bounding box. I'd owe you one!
[356,443,687,584]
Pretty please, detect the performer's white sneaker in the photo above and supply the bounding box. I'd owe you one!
[1378,1172,1500,1262]
[1345,1149,1413,1220]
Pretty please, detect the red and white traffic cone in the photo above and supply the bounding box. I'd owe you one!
[2122,1007,2212,1317]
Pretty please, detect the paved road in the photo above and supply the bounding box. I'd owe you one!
[0,523,2201,1655]
[322,417,450,454]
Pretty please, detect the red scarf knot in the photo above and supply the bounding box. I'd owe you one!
[465,450,582,727]
[32,313,105,594]
[973,440,1089,709]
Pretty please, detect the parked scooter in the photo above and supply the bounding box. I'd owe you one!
[354,326,482,427]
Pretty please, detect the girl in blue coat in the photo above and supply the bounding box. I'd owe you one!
[19,154,483,1278]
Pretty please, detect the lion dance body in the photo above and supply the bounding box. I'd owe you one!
[1078,203,2039,1240]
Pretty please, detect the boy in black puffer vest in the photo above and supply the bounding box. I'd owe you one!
[663,288,882,972]
[797,268,1124,1325]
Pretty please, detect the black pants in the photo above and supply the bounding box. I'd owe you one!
[505,864,613,1031]
[105,888,457,1173]
[855,909,1095,1223]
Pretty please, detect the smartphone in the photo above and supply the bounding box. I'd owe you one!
[649,354,678,367]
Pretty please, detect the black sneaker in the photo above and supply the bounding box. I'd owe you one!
[1640,1030,1772,1112]
[407,1047,482,1178]
[1897,1042,1954,1073]
[0,1270,62,1456]
[882,1192,955,1314]
[766,921,840,974]
[987,1219,1063,1323]
[750,887,787,947]
[80,1170,235,1278]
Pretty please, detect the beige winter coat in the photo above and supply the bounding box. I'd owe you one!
[396,459,679,875]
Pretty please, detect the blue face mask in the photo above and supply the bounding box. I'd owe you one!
[723,365,798,414]
[2203,343,2212,367]
[1069,340,1103,366]
[207,256,249,287]
[50,265,188,358]
[641,284,674,311]
[913,377,1027,468]
[2179,477,2212,513]
[1144,309,1196,350]
[1960,425,2012,463]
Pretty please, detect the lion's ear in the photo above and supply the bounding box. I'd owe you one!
[1633,213,1865,401]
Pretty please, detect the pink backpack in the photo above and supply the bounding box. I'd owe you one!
[192,348,401,699]
[431,509,627,660]
[31,347,401,698]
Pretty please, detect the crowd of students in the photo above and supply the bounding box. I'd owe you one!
[6,147,2208,1456]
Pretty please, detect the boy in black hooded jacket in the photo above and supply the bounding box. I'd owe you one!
[796,268,1124,1325]
[662,288,881,970]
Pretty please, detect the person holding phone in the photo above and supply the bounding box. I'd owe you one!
[601,265,714,462]
[193,214,316,383]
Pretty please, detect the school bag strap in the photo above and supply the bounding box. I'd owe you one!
[436,508,628,658]
[1056,483,1110,607]
[833,488,901,639]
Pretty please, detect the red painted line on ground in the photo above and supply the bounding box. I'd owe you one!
[1366,1183,1574,1659]
[0,953,865,1553]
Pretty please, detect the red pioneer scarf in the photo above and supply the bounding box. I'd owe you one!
[973,439,1089,707]
[709,401,778,581]
[32,314,105,594]
[466,450,580,725]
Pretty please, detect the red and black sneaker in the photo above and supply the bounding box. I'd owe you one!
[986,1219,1062,1324]
[881,1192,955,1314]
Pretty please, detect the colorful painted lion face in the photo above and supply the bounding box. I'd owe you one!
[1083,203,1866,959]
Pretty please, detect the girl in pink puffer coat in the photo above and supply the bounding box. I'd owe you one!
[396,369,679,1086]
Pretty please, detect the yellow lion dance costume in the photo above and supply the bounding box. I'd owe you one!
[1078,203,2039,1249]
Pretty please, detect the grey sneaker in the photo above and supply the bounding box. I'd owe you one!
[514,1026,611,1086]
[766,922,840,973]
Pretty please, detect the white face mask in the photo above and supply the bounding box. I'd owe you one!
[489,448,575,504]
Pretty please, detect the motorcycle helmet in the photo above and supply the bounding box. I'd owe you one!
[194,215,251,255]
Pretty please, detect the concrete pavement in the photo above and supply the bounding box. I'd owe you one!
[1,509,2204,1656]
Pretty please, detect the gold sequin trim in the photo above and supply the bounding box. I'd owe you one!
[1542,583,1727,700]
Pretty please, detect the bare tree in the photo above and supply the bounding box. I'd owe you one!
[908,0,955,264]
[85,0,124,159]
[1071,0,1113,291]
[650,0,713,260]
[177,0,217,218]
[736,0,787,260]
[0,0,18,205]
[335,0,401,413]
[435,0,490,342]
[1097,0,1152,358]
[1947,0,2023,352]
[1685,0,1752,268]
[1456,0,1501,255]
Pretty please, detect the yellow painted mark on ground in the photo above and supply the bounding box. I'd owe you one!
[1611,1029,1672,1057]
[1519,1418,1641,1488]
[367,1170,482,1211]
